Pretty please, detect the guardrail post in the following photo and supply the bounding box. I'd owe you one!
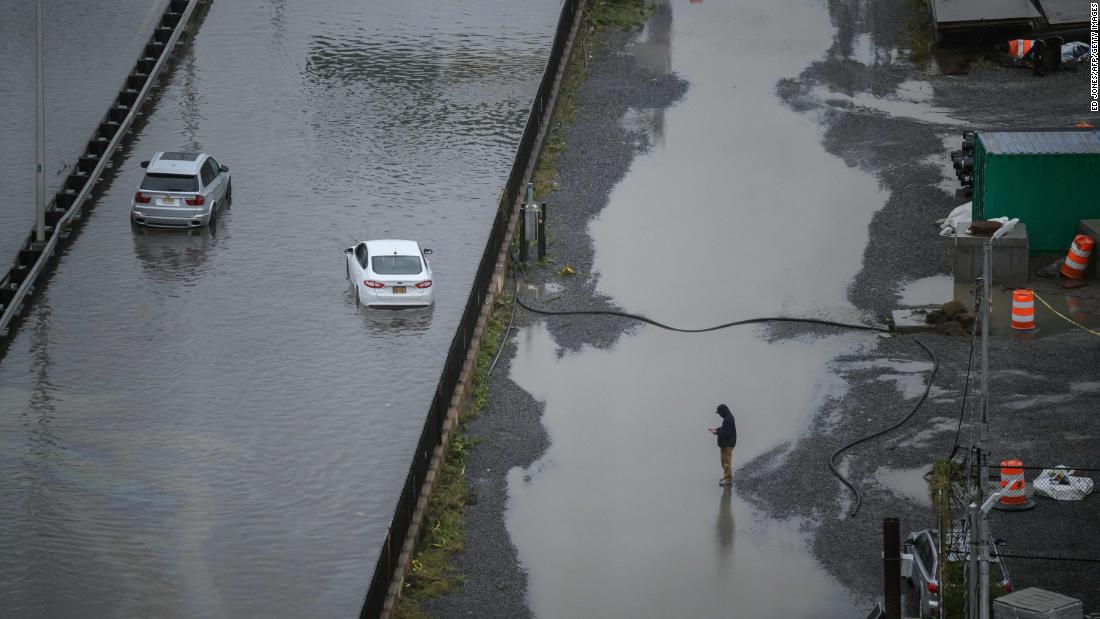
[519,204,529,262]
[537,202,547,261]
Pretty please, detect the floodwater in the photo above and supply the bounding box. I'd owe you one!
[0,0,559,616]
[898,274,954,306]
[504,0,904,616]
[0,0,168,264]
[872,466,932,508]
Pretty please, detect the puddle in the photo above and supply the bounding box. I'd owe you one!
[811,85,967,126]
[502,0,950,614]
[507,323,866,618]
[952,281,1098,335]
[843,32,902,66]
[591,1,887,324]
[873,466,931,507]
[899,274,954,306]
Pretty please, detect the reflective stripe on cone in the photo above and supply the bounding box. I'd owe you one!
[1011,290,1036,330]
[1060,235,1094,279]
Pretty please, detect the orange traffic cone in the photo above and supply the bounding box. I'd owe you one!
[1060,235,1094,279]
[994,459,1034,510]
[1011,290,1036,331]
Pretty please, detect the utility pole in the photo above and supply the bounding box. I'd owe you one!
[969,221,1017,619]
[35,0,46,245]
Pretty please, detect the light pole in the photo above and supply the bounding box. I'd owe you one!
[969,219,1017,619]
[35,0,46,245]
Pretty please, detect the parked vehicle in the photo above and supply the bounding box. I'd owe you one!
[345,239,434,308]
[902,528,1012,618]
[131,151,231,228]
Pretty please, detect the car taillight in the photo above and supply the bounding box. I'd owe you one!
[185,195,205,206]
[364,280,384,289]
[415,280,432,289]
[927,582,939,594]
[134,191,151,204]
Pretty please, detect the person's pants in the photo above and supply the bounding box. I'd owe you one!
[720,447,733,481]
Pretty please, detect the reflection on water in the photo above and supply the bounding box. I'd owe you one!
[715,486,734,567]
[506,323,864,618]
[359,304,435,335]
[507,0,887,615]
[131,225,215,283]
[0,0,560,615]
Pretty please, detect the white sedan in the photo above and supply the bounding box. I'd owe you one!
[345,239,434,308]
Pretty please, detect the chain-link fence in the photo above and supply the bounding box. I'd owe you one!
[933,460,1100,617]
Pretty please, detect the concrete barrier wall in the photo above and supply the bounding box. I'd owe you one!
[360,0,587,616]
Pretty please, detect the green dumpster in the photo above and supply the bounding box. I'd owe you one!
[972,130,1100,253]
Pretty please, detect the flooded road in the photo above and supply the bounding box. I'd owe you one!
[0,0,168,264]
[0,0,559,616]
[504,0,893,615]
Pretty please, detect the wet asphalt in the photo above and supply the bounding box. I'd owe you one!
[428,0,1100,615]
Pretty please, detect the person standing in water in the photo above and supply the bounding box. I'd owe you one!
[709,404,737,486]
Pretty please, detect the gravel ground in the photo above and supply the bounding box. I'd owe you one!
[423,26,688,618]
[736,0,1100,610]
[427,0,1100,615]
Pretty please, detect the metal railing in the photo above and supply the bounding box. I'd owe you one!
[0,0,203,341]
[358,0,583,616]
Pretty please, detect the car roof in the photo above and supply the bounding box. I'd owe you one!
[364,239,422,255]
[146,151,207,175]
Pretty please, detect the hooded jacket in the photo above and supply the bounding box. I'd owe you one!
[716,404,736,448]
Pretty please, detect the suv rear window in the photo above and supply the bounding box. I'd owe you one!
[141,173,198,192]
[371,255,423,275]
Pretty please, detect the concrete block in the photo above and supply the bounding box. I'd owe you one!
[1078,219,1100,278]
[954,223,1029,288]
[993,587,1082,619]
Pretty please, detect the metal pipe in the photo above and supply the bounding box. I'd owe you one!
[537,202,547,261]
[976,241,992,618]
[35,0,46,244]
[518,205,528,262]
[883,517,901,619]
[968,502,979,619]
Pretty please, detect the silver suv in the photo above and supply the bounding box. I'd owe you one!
[131,151,232,228]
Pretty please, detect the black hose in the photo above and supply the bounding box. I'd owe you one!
[828,337,938,518]
[947,322,977,462]
[511,253,941,520]
[487,277,520,376]
[514,295,889,334]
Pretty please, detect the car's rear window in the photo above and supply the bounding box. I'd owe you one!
[141,173,198,192]
[372,255,423,275]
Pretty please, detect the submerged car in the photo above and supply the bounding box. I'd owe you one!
[131,151,231,228]
[345,239,434,308]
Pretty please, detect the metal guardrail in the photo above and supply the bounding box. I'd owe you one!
[358,0,583,616]
[0,0,202,340]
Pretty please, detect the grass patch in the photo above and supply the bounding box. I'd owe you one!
[532,0,655,197]
[391,295,513,618]
[930,459,963,618]
[905,0,936,68]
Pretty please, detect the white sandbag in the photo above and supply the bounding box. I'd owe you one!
[939,203,972,237]
[1033,466,1094,501]
[1062,41,1090,65]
